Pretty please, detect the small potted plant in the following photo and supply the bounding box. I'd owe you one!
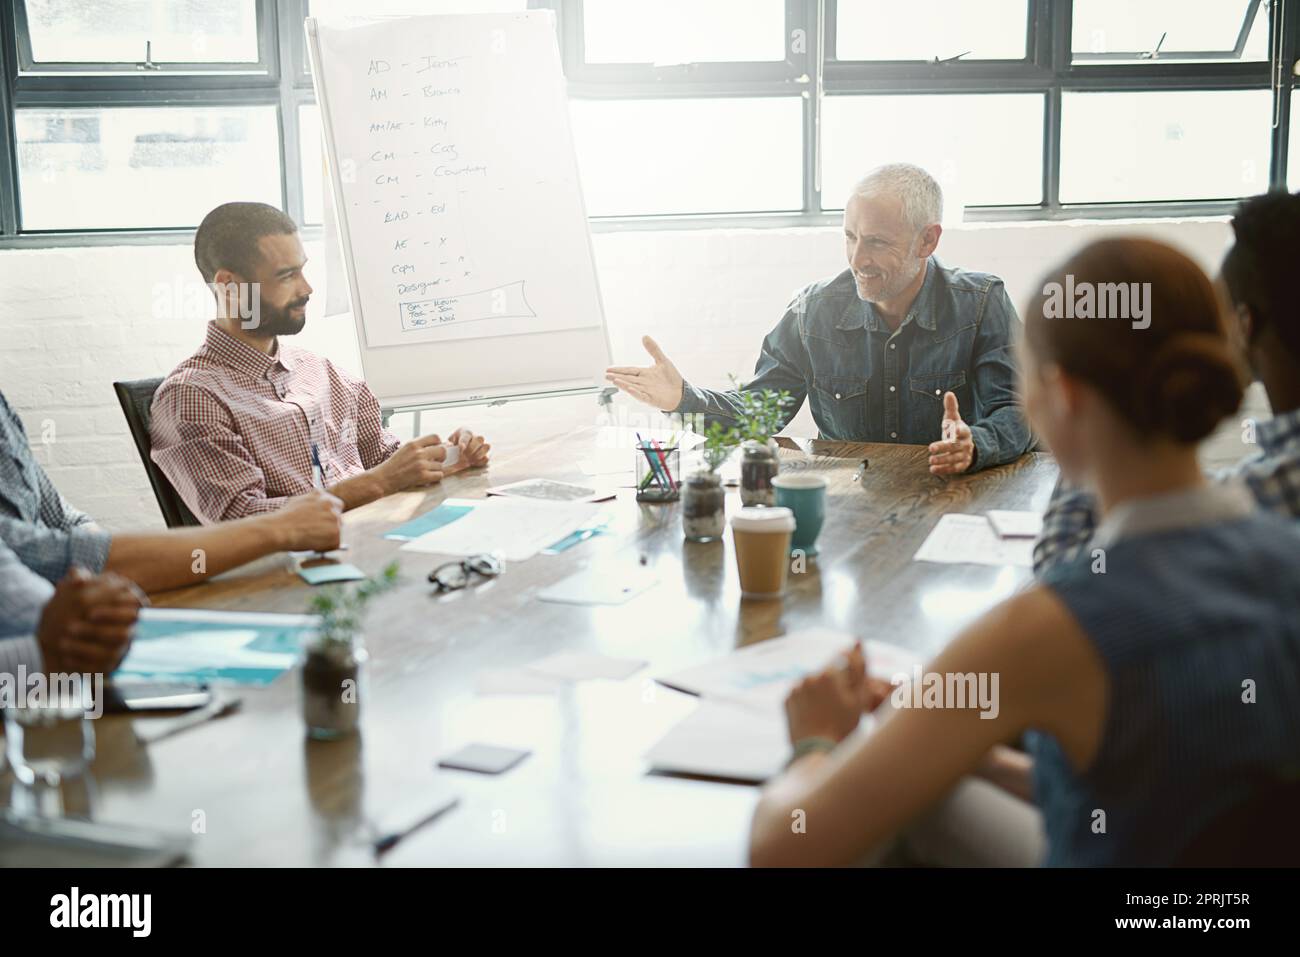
[301,562,399,740]
[681,419,737,542]
[732,379,793,507]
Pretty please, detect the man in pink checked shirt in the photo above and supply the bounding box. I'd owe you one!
[151,202,491,524]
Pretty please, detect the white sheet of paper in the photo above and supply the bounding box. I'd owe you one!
[399,497,601,562]
[986,509,1044,539]
[486,478,615,503]
[913,513,1036,568]
[656,628,920,712]
[646,696,897,783]
[525,651,647,682]
[644,698,789,783]
[536,567,659,606]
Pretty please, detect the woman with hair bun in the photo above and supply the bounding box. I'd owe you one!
[749,238,1300,868]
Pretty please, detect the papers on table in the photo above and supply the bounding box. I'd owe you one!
[986,509,1045,540]
[657,627,920,711]
[117,609,319,687]
[644,699,790,783]
[536,566,659,606]
[913,513,1036,568]
[486,478,615,504]
[646,629,920,782]
[384,503,474,542]
[398,497,603,562]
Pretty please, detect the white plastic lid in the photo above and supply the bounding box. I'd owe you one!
[771,472,827,490]
[730,506,795,533]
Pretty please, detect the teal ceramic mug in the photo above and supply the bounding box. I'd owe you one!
[772,473,827,556]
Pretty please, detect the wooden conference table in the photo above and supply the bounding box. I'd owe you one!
[1,425,1058,866]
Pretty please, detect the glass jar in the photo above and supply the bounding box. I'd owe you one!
[739,439,779,507]
[682,470,726,542]
[301,639,367,740]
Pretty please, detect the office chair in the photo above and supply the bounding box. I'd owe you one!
[113,378,201,529]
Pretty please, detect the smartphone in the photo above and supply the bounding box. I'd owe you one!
[103,682,213,714]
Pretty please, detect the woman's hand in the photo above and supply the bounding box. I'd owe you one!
[785,642,873,745]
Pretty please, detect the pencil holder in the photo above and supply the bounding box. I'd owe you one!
[634,443,680,503]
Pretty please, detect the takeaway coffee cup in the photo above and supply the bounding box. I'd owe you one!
[731,506,796,599]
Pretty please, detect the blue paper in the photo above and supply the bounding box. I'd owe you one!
[541,521,611,554]
[115,609,319,687]
[384,504,474,541]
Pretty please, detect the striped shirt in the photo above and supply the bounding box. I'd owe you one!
[150,322,400,523]
[1031,483,1300,865]
[1033,407,1300,574]
[0,389,112,582]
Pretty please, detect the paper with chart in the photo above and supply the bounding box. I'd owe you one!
[656,628,922,712]
[308,12,604,350]
[398,496,602,562]
[648,629,918,782]
[913,513,1036,568]
[986,509,1045,540]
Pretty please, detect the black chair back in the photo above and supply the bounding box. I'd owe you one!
[112,378,201,529]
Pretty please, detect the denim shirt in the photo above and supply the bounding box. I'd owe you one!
[674,257,1033,471]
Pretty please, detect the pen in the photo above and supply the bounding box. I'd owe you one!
[135,695,242,745]
[635,432,668,490]
[308,442,344,558]
[650,438,677,492]
[372,796,461,855]
[310,442,325,490]
[852,458,870,482]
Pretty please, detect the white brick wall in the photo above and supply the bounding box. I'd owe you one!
[0,218,1264,531]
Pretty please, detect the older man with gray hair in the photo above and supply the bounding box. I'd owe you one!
[606,163,1032,474]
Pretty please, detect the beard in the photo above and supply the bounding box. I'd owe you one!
[856,256,924,304]
[253,296,309,336]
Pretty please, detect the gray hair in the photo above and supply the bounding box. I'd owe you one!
[850,163,943,233]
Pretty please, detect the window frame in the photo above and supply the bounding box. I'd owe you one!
[13,0,273,79]
[0,0,313,246]
[0,0,1296,246]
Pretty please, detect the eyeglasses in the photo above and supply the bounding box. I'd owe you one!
[427,554,503,593]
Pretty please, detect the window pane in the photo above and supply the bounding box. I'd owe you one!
[300,104,324,226]
[310,0,526,18]
[583,0,786,64]
[836,0,1028,61]
[1291,92,1300,192]
[821,94,1043,211]
[1072,0,1268,64]
[569,98,802,216]
[1060,90,1271,204]
[24,0,259,64]
[16,106,281,230]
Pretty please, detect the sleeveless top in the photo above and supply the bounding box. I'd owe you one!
[1030,482,1300,866]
